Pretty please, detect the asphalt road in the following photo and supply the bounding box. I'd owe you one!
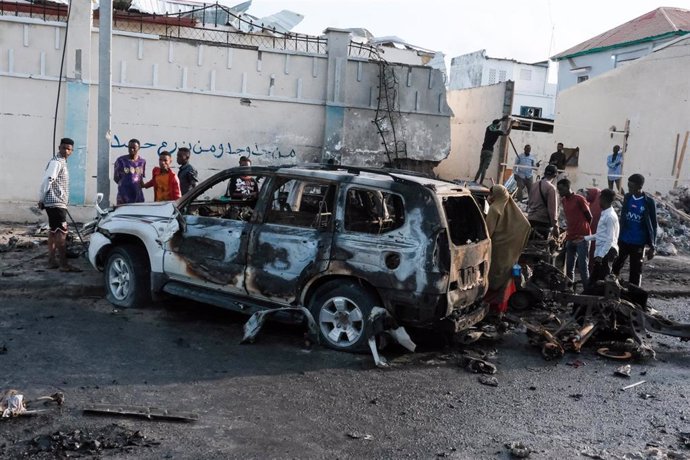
[1,290,689,459]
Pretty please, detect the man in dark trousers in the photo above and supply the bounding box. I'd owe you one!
[526,164,559,240]
[557,178,592,288]
[474,116,510,185]
[586,188,619,284]
[549,142,566,172]
[612,174,657,286]
[37,137,81,272]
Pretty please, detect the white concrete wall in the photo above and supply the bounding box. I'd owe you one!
[0,15,451,220]
[553,38,690,194]
[436,83,509,182]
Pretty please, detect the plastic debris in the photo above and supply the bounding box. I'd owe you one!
[366,307,417,368]
[615,364,632,378]
[1,390,26,417]
[621,380,646,391]
[459,355,497,375]
[241,306,318,345]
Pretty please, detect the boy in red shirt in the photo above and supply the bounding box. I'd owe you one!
[557,178,592,289]
[143,151,181,201]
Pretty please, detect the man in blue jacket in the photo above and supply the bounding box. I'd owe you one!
[611,173,657,286]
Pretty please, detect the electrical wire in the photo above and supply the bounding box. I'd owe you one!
[52,0,72,155]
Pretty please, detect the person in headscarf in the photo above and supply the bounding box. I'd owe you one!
[484,184,531,313]
[584,188,602,271]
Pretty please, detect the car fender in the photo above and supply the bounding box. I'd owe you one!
[95,217,177,274]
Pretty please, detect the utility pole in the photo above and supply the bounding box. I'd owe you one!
[97,0,113,207]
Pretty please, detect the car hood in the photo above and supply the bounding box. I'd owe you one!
[107,202,177,219]
[100,202,179,227]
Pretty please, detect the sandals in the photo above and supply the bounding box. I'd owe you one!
[59,264,83,273]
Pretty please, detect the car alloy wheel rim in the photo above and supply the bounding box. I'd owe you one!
[318,296,364,347]
[108,256,131,301]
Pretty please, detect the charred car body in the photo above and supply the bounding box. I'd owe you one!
[88,165,491,351]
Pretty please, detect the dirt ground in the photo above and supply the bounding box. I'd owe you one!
[2,222,690,459]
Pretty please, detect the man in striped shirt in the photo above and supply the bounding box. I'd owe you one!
[37,138,81,272]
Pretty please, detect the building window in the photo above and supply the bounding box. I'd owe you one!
[498,70,507,82]
[520,106,542,118]
[577,75,589,83]
[520,69,532,81]
[488,68,497,84]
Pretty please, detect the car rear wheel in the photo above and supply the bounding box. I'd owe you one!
[308,280,375,352]
[105,245,151,308]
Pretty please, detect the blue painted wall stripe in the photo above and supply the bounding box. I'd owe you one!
[64,81,89,205]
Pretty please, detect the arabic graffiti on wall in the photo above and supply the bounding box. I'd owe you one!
[110,135,297,160]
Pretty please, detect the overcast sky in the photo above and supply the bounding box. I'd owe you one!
[247,0,690,63]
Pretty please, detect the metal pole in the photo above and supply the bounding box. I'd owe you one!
[97,0,113,207]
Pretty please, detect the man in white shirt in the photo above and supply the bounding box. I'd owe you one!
[585,188,619,283]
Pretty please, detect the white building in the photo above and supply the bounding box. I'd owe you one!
[552,7,690,93]
[448,49,556,120]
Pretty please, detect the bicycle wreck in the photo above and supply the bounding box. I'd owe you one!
[508,262,690,360]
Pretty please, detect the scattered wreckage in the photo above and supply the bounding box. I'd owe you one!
[508,261,690,360]
[87,164,492,353]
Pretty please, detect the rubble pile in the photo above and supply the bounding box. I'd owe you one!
[4,424,160,458]
[668,185,690,213]
[654,187,690,256]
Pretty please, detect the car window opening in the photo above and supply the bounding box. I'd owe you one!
[345,189,405,234]
[264,178,336,230]
[443,196,487,245]
[179,174,265,222]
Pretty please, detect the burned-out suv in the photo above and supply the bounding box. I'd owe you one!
[88,165,491,351]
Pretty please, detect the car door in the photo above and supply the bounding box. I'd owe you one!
[162,170,263,293]
[245,176,336,304]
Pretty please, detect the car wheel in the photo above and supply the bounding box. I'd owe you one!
[308,280,376,352]
[104,245,151,308]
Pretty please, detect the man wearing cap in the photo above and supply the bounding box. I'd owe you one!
[37,138,81,272]
[527,164,560,239]
[612,173,657,286]
[474,116,511,185]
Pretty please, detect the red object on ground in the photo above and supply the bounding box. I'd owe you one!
[485,280,516,314]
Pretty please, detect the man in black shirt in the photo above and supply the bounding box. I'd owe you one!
[474,116,510,184]
[176,147,198,195]
[549,142,566,172]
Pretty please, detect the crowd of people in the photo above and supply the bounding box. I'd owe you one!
[113,139,198,205]
[36,137,261,272]
[476,117,659,314]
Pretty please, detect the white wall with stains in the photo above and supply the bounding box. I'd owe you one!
[0,14,451,220]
